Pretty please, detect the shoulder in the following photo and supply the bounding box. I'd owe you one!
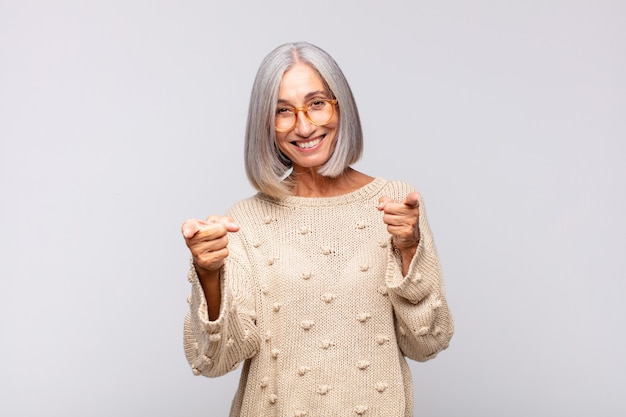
[378,179,419,199]
[225,193,281,225]
[227,194,268,215]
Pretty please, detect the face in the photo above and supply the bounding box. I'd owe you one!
[274,63,339,173]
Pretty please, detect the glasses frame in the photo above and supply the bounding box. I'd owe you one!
[274,99,338,133]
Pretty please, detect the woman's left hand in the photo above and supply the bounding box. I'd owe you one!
[378,191,421,252]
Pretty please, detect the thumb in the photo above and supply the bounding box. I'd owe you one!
[403,192,420,208]
[377,196,392,211]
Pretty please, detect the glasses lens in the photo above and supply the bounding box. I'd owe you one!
[275,110,294,131]
[308,100,333,125]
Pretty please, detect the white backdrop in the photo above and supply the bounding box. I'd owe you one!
[1,1,625,416]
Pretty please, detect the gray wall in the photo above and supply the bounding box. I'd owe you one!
[1,1,624,416]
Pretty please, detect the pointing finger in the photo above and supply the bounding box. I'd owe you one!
[205,215,240,232]
[403,192,420,209]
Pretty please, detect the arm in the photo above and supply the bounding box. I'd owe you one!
[379,192,454,361]
[181,217,261,377]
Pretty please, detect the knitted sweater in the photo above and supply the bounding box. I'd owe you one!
[183,178,453,417]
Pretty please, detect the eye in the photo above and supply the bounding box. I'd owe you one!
[308,100,327,110]
[276,106,293,116]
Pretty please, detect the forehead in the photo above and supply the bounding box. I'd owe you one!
[278,64,326,100]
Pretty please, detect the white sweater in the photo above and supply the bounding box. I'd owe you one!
[184,178,453,417]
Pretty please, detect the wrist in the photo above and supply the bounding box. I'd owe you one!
[393,240,416,256]
[193,259,220,282]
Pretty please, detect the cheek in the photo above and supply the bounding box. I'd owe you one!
[275,132,288,148]
[328,112,340,132]
[327,119,340,141]
[274,133,291,157]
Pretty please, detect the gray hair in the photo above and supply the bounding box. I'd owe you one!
[244,42,363,198]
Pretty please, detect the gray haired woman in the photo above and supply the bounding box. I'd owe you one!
[181,42,453,417]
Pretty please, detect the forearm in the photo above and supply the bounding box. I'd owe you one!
[195,263,222,321]
[184,257,261,378]
[398,244,417,276]
[388,221,453,360]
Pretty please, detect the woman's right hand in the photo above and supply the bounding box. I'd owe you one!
[181,216,240,275]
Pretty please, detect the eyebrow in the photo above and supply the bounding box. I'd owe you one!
[277,90,330,104]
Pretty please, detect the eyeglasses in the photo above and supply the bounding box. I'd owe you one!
[274,98,338,133]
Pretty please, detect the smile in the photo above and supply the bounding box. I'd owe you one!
[293,136,324,149]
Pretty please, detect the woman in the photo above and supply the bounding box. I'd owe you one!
[181,42,453,417]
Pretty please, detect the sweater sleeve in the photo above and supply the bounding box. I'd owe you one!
[385,194,454,362]
[182,237,261,377]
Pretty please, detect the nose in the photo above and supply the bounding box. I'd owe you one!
[293,110,314,137]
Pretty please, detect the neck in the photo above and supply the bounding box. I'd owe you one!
[289,167,373,197]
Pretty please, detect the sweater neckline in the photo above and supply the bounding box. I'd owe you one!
[257,177,388,207]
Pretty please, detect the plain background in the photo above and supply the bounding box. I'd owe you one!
[1,1,625,416]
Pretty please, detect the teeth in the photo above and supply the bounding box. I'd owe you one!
[295,138,321,149]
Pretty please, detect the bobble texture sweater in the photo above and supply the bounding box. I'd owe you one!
[183,178,453,417]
